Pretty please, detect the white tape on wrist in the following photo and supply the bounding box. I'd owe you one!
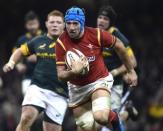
[8,60,15,69]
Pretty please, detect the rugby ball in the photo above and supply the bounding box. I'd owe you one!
[65,48,89,75]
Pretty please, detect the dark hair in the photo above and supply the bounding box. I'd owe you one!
[24,11,39,22]
[98,5,117,26]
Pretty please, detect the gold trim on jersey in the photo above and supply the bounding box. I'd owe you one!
[12,47,17,53]
[126,47,134,57]
[26,33,31,38]
[56,61,65,65]
[20,43,30,56]
[97,28,101,46]
[110,36,116,48]
[108,26,117,34]
[36,30,42,36]
[49,42,56,48]
[57,38,66,51]
[25,30,42,38]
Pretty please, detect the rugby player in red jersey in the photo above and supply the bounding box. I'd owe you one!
[55,6,137,131]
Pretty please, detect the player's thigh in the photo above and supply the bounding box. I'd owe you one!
[111,84,123,110]
[91,74,113,116]
[22,84,46,109]
[91,89,111,124]
[21,85,46,124]
[43,121,61,131]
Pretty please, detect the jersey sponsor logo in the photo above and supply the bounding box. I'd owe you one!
[38,43,46,49]
[102,51,112,57]
[87,56,95,62]
[36,53,56,58]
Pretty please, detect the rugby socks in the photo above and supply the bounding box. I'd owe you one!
[109,111,122,131]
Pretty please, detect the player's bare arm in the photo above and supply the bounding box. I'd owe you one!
[3,48,25,72]
[113,38,138,86]
[57,65,75,81]
[26,54,37,63]
[111,53,137,77]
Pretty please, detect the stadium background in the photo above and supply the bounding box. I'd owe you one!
[0,0,163,130]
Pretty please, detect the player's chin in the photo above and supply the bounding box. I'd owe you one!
[98,25,105,30]
[51,31,60,36]
[67,31,76,37]
[69,34,77,38]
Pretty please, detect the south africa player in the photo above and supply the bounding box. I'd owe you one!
[3,10,67,131]
[13,11,43,94]
[97,5,138,131]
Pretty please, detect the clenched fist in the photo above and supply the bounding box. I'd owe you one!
[71,56,88,75]
[3,60,15,73]
[124,70,138,87]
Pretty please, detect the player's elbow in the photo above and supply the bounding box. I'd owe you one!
[133,60,137,68]
[57,72,65,82]
[130,56,137,68]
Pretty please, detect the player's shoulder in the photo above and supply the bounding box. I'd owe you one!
[57,31,68,41]
[108,26,118,34]
[27,35,45,45]
[17,34,28,42]
[32,34,46,41]
[84,27,101,39]
[85,26,98,34]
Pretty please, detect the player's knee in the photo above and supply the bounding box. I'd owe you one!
[92,97,111,125]
[93,109,110,125]
[119,111,128,121]
[19,113,34,126]
[75,111,94,131]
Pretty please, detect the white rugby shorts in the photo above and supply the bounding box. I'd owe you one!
[68,74,114,108]
[111,84,123,110]
[22,84,68,125]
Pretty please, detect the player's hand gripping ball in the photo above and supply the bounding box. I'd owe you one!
[65,48,89,75]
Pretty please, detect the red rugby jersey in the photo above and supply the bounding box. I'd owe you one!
[55,27,116,86]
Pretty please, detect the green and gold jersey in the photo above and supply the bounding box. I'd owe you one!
[103,27,134,85]
[14,30,43,79]
[20,34,68,97]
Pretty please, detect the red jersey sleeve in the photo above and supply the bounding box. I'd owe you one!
[55,38,66,65]
[100,29,117,48]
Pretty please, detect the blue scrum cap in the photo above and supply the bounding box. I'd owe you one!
[65,6,85,32]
